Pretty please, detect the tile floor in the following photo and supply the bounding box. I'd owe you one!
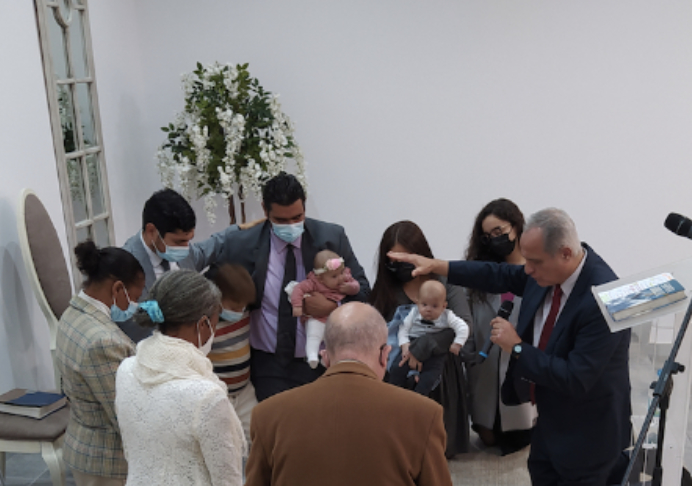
[3,438,524,486]
[2,452,74,486]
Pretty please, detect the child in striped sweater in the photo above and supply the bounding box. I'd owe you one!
[207,263,257,449]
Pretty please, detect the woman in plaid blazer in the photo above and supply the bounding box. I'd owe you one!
[56,241,145,486]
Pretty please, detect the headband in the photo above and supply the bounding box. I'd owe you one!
[314,257,345,275]
[140,300,165,323]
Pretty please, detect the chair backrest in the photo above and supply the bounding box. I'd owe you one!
[17,189,72,389]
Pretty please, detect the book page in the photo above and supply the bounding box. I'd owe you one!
[598,273,674,304]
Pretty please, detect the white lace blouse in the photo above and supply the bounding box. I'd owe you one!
[115,331,246,486]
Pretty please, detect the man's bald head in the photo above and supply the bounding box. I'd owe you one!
[322,303,389,378]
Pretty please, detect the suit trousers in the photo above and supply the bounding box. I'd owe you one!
[528,423,617,486]
[250,348,324,402]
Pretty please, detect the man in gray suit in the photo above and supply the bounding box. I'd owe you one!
[220,172,370,401]
[121,188,243,342]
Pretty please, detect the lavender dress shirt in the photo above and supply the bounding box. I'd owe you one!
[250,231,307,357]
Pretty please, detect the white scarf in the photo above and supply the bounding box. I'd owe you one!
[133,331,247,455]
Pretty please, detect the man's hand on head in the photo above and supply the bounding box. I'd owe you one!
[386,252,449,277]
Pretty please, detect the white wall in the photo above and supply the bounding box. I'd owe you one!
[2,1,692,390]
[0,3,72,392]
[90,0,692,282]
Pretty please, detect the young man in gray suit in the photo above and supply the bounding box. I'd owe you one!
[220,172,370,401]
[120,188,247,342]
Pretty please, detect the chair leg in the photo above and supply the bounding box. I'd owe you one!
[0,450,5,482]
[41,440,65,486]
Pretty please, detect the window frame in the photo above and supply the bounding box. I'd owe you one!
[35,0,116,288]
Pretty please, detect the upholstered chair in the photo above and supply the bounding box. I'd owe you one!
[0,189,72,486]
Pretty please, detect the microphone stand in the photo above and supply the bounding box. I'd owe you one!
[620,296,692,486]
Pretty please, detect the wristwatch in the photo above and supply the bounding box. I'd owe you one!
[511,343,523,360]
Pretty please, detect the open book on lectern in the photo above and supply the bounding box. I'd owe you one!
[591,257,692,333]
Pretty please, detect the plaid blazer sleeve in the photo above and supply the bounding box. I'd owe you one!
[81,335,134,431]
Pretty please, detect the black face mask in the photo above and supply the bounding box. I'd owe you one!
[488,233,516,258]
[385,261,416,283]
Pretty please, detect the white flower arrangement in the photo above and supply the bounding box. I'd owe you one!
[157,62,307,224]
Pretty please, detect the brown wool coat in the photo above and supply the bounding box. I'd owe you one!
[245,361,452,486]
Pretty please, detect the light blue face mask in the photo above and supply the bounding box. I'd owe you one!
[111,286,139,322]
[220,308,244,323]
[272,221,304,243]
[156,232,190,262]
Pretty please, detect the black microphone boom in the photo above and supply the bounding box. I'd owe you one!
[478,300,514,362]
[665,213,692,239]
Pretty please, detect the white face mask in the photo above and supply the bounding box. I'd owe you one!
[197,316,214,356]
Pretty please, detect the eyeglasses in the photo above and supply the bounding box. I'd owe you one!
[481,224,512,245]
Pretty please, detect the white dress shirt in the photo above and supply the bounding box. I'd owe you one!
[139,231,179,278]
[78,290,110,318]
[532,249,588,347]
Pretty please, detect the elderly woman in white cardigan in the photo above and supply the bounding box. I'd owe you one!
[115,270,246,486]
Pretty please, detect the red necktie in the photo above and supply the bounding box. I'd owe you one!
[531,284,563,404]
[539,285,562,351]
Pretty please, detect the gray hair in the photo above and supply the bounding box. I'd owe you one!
[135,269,221,331]
[525,208,581,256]
[324,303,387,356]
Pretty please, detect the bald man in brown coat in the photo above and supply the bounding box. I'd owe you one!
[245,302,452,486]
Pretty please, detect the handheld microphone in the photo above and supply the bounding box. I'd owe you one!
[665,213,692,240]
[478,300,514,362]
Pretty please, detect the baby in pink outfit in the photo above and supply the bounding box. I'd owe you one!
[289,249,360,368]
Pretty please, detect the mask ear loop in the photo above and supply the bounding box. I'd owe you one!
[197,318,203,348]
[155,230,170,254]
[112,281,134,311]
[112,281,123,310]
[122,286,132,305]
[197,316,212,348]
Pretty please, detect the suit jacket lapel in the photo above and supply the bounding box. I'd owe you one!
[131,236,157,298]
[518,284,549,343]
[252,222,272,305]
[545,251,594,352]
[301,219,318,275]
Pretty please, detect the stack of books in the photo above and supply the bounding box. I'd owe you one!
[0,389,67,419]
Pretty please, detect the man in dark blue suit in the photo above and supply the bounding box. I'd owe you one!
[391,208,631,486]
